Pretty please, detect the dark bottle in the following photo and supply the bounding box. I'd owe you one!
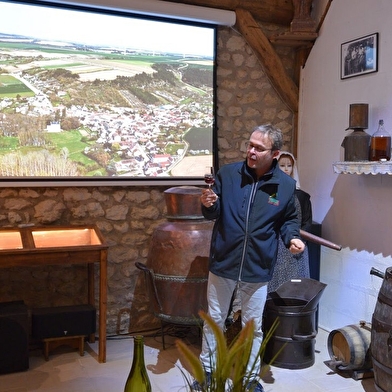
[369,119,391,161]
[124,335,151,392]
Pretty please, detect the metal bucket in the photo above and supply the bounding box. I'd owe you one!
[139,186,213,325]
[263,278,326,369]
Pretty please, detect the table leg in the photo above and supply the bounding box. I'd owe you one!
[98,249,108,363]
[88,263,95,344]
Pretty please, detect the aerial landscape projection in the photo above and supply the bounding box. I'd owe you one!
[0,1,216,181]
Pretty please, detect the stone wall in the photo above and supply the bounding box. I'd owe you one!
[216,25,295,161]
[0,26,295,336]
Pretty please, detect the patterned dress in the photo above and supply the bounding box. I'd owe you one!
[267,189,312,293]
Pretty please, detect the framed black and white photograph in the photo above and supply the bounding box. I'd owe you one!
[341,33,378,80]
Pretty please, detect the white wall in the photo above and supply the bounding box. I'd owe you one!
[299,0,392,331]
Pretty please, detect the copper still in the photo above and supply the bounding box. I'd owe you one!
[341,103,371,161]
[138,186,213,326]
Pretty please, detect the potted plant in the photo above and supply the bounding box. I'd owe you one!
[176,310,280,392]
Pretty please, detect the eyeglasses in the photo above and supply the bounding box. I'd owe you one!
[245,141,273,153]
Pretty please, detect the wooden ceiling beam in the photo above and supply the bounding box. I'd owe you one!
[158,0,294,25]
[234,8,299,113]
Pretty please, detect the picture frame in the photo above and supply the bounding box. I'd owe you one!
[341,33,378,79]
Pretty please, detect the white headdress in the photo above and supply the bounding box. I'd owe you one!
[277,151,301,189]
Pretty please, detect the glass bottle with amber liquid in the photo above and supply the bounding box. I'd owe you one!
[124,335,151,392]
[369,119,391,161]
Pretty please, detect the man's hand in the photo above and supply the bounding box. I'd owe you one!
[201,188,218,208]
[289,238,305,254]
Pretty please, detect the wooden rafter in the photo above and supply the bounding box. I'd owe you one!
[235,8,299,113]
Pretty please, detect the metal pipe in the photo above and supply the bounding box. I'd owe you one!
[300,229,342,251]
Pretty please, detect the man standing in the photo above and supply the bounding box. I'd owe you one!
[194,124,305,392]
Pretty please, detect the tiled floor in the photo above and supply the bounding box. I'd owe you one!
[0,326,377,392]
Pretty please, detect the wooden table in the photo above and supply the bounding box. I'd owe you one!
[0,225,108,363]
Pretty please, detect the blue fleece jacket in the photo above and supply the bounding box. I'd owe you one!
[202,159,300,283]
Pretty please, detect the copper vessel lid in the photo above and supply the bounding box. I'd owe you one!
[164,186,204,219]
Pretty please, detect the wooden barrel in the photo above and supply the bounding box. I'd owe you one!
[327,321,372,370]
[371,267,392,392]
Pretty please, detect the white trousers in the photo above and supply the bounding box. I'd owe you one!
[199,272,268,379]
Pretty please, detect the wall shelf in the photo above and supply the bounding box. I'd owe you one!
[333,161,392,175]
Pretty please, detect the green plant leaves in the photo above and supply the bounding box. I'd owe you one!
[176,310,281,392]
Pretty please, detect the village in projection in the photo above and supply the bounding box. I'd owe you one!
[0,25,214,178]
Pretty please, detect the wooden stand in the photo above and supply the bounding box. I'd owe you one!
[324,360,374,381]
[0,225,108,363]
[43,335,85,361]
